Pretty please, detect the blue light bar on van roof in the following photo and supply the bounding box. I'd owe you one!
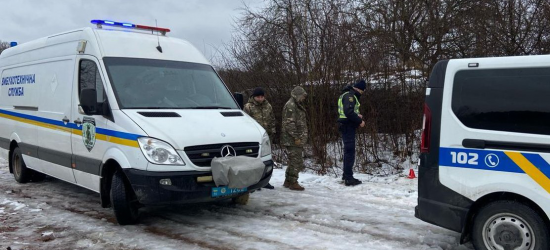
[90,19,170,35]
[91,20,135,28]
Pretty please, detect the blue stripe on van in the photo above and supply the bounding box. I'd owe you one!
[440,147,550,195]
[0,108,142,141]
[0,108,69,128]
[96,127,141,140]
[439,147,524,173]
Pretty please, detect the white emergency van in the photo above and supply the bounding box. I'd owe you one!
[416,58,550,249]
[0,20,273,225]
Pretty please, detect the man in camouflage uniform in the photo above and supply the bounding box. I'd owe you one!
[281,86,308,191]
[244,87,276,189]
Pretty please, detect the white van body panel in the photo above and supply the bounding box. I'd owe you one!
[438,55,550,220]
[73,169,101,192]
[33,157,76,183]
[94,29,209,64]
[122,109,263,150]
[102,147,133,170]
[9,132,21,144]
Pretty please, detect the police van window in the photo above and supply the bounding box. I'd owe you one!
[452,68,550,135]
[102,57,238,109]
[79,60,105,103]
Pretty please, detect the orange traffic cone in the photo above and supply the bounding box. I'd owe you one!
[407,169,416,179]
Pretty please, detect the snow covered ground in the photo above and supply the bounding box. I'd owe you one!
[0,158,473,250]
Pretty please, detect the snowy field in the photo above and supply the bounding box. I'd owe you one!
[0,158,473,250]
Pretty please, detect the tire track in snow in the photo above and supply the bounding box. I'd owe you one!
[149,213,302,250]
[204,204,462,249]
[0,177,207,249]
[273,185,415,212]
[0,178,288,250]
[143,226,231,250]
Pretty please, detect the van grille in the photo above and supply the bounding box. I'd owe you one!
[184,142,260,167]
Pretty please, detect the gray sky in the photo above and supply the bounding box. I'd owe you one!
[0,0,265,64]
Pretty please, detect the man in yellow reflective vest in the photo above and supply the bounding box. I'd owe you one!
[337,80,366,186]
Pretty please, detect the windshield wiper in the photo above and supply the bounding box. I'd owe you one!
[192,106,232,109]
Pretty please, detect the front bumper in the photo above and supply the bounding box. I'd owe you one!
[123,160,273,205]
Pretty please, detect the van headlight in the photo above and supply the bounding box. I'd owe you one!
[260,132,271,157]
[138,137,185,165]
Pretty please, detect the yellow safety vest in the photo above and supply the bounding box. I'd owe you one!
[338,92,360,119]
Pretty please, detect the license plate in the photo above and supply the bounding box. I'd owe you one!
[211,187,247,198]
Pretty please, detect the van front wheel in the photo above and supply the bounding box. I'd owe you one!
[12,147,32,183]
[472,201,549,250]
[110,170,139,225]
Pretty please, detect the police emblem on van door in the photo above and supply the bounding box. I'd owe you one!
[82,117,96,152]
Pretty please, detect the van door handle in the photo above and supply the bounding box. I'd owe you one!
[462,139,486,149]
[74,118,82,125]
[62,117,70,123]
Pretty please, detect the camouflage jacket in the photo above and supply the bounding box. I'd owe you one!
[243,97,276,138]
[281,86,308,147]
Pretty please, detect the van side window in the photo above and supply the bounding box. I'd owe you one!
[79,60,106,103]
[452,68,550,135]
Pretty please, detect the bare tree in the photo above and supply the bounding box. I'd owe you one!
[0,41,10,55]
[219,0,550,176]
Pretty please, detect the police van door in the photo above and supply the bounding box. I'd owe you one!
[71,56,109,192]
[34,58,77,183]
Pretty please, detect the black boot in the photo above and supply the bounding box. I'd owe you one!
[264,183,275,189]
[344,178,362,186]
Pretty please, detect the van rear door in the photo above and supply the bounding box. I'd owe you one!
[416,60,473,233]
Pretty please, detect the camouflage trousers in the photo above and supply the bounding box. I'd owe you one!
[285,146,304,183]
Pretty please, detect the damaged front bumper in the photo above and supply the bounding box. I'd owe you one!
[122,160,273,205]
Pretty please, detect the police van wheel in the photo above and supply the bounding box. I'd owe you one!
[231,193,250,205]
[12,147,32,183]
[110,170,139,225]
[472,200,549,250]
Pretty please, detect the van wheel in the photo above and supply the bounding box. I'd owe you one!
[472,201,549,250]
[231,193,250,205]
[110,170,139,225]
[12,147,32,183]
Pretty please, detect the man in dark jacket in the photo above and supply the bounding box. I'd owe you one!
[337,80,366,186]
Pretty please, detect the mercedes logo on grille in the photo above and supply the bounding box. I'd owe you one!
[221,145,237,157]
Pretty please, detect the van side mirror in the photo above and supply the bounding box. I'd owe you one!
[102,99,114,121]
[233,92,244,110]
[80,89,100,115]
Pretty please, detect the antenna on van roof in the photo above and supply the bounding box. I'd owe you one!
[155,19,163,53]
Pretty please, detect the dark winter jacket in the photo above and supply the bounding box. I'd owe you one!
[337,86,362,127]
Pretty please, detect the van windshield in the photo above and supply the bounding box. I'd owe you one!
[103,57,238,109]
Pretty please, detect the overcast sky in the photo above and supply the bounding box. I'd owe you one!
[0,0,265,64]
